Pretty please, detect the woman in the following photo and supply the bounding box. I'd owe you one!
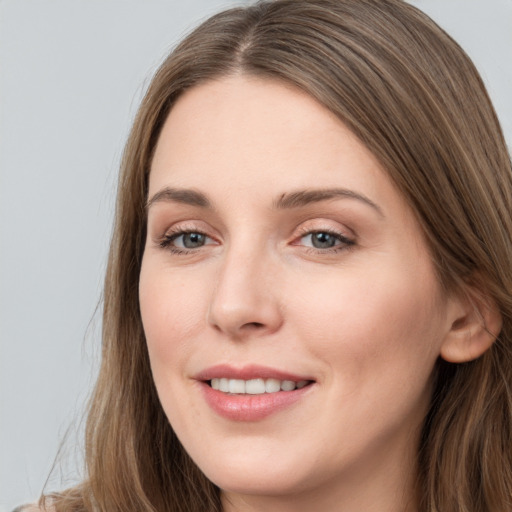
[30,0,512,510]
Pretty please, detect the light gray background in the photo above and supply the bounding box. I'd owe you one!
[1,1,510,510]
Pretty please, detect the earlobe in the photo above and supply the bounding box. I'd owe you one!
[440,288,503,363]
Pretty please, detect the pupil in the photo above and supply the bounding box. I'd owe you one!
[312,232,336,248]
[183,232,205,248]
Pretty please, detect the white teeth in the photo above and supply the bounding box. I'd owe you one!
[219,378,229,392]
[246,378,266,394]
[280,380,295,391]
[265,378,281,393]
[229,379,246,394]
[210,377,310,394]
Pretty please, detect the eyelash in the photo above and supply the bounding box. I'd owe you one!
[156,227,355,255]
[294,227,355,254]
[158,228,215,255]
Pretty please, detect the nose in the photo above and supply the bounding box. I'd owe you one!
[207,246,283,340]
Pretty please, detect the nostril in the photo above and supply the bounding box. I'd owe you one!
[244,322,265,329]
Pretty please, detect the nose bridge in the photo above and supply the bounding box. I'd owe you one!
[208,237,282,338]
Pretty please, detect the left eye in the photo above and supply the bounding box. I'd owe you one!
[299,231,352,249]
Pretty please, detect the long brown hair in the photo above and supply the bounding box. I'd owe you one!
[44,0,512,510]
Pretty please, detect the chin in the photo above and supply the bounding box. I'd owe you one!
[207,464,310,498]
[188,444,314,496]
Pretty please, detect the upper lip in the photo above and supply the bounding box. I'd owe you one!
[194,364,315,382]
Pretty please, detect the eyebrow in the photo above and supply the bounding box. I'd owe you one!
[146,187,212,210]
[274,188,384,216]
[146,186,383,217]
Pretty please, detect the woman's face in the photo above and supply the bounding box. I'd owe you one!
[140,76,457,508]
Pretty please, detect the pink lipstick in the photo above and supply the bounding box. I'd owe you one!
[195,365,315,421]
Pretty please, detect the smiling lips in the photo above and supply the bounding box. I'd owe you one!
[196,365,315,421]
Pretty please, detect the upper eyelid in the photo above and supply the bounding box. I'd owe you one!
[157,220,218,237]
[296,224,349,234]
[297,228,352,239]
[152,217,355,239]
[294,219,355,238]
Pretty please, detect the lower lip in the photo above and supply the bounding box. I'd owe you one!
[200,382,313,421]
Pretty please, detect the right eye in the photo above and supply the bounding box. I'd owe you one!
[171,232,209,249]
[159,230,217,253]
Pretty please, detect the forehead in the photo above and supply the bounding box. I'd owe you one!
[149,75,400,213]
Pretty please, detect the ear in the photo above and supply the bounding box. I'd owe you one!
[440,286,502,363]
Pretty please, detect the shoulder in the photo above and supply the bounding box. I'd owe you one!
[12,505,55,512]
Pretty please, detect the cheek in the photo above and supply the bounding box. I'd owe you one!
[290,260,445,388]
[139,262,209,371]
[286,263,445,451]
